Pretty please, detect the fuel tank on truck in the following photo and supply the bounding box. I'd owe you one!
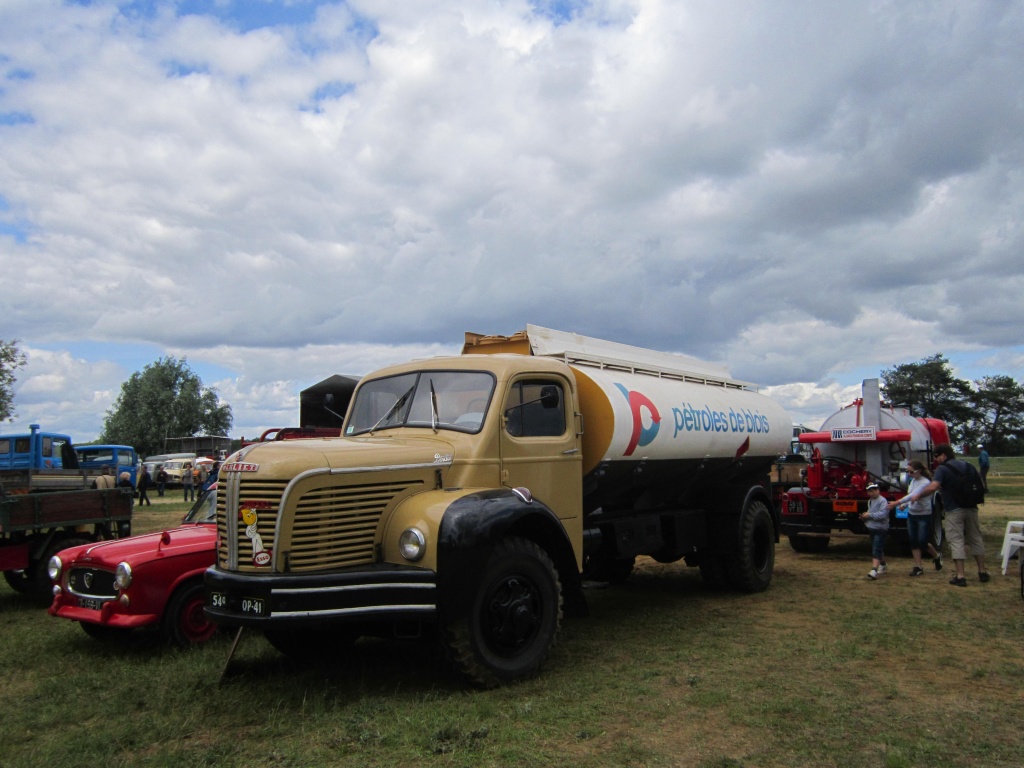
[568,365,791,475]
[464,325,792,505]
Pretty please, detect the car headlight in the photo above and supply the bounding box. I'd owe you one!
[114,562,133,590]
[398,528,426,562]
[47,555,64,582]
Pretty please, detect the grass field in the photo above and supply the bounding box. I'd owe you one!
[1,467,1021,767]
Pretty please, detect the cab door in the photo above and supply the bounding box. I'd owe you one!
[498,375,583,531]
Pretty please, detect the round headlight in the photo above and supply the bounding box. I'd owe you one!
[114,562,133,590]
[47,555,64,582]
[398,528,426,562]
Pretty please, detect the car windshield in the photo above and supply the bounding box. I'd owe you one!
[183,485,217,524]
[345,371,495,436]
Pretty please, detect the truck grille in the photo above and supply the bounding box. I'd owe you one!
[218,479,424,572]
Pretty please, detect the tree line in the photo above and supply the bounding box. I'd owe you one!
[881,354,1024,456]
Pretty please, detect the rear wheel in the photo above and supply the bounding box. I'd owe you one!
[444,537,562,688]
[163,581,218,647]
[728,500,775,593]
[3,570,30,594]
[33,537,91,600]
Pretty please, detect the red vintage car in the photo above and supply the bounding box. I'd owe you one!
[47,484,218,647]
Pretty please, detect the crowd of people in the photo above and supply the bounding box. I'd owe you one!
[92,459,221,506]
[859,443,991,587]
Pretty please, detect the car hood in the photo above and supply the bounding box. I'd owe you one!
[230,433,458,477]
[67,524,216,568]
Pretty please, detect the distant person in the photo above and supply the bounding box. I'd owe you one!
[859,482,889,580]
[156,465,168,497]
[977,444,990,491]
[137,465,152,507]
[197,463,209,488]
[887,460,942,575]
[117,471,135,507]
[182,462,195,502]
[202,461,220,493]
[92,465,115,490]
[908,444,988,587]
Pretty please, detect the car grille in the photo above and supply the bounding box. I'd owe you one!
[67,567,117,599]
[218,478,424,572]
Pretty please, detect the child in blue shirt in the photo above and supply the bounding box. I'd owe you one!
[860,483,889,579]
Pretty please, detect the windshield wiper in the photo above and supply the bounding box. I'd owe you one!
[429,379,439,432]
[369,384,416,433]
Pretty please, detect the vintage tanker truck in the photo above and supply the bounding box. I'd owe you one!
[777,379,951,552]
[205,326,791,686]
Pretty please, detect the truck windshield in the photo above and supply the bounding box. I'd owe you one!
[183,485,217,524]
[346,371,495,436]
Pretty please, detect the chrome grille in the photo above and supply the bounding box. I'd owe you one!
[287,482,420,570]
[67,567,116,598]
[219,479,423,572]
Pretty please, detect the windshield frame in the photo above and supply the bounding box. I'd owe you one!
[345,369,496,436]
[182,486,217,524]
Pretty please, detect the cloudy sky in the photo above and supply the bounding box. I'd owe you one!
[2,0,1022,445]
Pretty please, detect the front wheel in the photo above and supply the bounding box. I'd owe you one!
[163,581,218,648]
[444,537,562,688]
[728,500,775,593]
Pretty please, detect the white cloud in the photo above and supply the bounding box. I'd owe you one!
[1,0,1023,441]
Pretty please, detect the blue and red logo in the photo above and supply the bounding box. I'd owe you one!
[615,384,661,456]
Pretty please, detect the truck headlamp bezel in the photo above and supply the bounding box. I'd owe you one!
[398,528,427,562]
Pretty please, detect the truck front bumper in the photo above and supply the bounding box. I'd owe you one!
[204,564,437,629]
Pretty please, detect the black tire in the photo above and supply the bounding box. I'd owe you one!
[264,628,358,657]
[162,580,217,648]
[3,570,30,594]
[443,537,562,688]
[788,534,830,553]
[32,537,91,600]
[728,500,775,593]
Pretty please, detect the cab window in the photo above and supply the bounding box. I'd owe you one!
[504,380,565,438]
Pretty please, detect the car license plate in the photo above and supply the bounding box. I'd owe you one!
[241,597,265,616]
[78,597,103,611]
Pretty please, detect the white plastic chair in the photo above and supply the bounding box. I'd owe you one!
[999,521,1024,575]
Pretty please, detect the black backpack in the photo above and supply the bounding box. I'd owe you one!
[942,460,986,507]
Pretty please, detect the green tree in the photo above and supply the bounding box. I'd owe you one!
[966,375,1024,455]
[0,339,28,423]
[880,354,973,444]
[101,357,232,458]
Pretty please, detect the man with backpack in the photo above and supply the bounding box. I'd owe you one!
[908,444,989,587]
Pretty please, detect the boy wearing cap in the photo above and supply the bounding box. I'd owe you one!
[860,483,889,579]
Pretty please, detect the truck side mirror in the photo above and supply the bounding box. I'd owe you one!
[540,386,560,409]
